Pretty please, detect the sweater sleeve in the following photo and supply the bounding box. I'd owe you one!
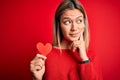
[78,50,103,80]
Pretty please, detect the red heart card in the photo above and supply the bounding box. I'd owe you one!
[36,42,52,56]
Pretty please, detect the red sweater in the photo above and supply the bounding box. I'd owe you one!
[43,48,102,80]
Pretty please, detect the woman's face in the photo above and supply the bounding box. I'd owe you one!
[60,9,85,42]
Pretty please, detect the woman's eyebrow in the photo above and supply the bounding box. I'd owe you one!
[62,17,70,20]
[76,15,83,18]
[62,15,83,20]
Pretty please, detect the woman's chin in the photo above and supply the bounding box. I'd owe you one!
[69,37,79,41]
[63,36,80,43]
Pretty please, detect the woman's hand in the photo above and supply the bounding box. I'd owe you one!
[30,54,47,80]
[70,29,89,61]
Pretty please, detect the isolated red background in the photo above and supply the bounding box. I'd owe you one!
[0,0,120,80]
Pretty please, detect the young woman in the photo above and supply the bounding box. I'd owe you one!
[30,0,103,80]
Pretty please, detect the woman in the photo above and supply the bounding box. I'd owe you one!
[30,0,103,80]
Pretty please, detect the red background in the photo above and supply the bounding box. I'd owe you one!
[0,0,120,80]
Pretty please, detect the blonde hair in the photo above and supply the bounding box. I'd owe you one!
[53,0,90,51]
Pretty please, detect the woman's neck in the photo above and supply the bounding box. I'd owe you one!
[60,39,72,49]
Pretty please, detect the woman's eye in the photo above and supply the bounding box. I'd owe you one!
[64,21,71,25]
[77,19,82,24]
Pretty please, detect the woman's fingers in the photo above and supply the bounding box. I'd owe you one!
[35,54,47,60]
[30,54,46,72]
[31,63,41,72]
[72,47,77,52]
[31,54,46,66]
[31,59,43,71]
[34,66,42,72]
[34,59,43,66]
[71,39,84,52]
[71,41,80,52]
[70,28,85,52]
[80,29,84,41]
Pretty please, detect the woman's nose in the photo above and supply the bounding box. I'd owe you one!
[71,22,77,31]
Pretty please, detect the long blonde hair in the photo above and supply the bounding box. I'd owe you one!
[53,0,90,51]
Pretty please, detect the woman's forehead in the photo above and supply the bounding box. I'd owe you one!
[61,9,83,19]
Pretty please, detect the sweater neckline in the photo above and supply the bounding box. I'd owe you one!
[53,47,70,51]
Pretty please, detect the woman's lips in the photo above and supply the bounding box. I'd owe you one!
[69,32,80,37]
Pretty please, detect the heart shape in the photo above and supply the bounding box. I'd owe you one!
[36,42,52,56]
